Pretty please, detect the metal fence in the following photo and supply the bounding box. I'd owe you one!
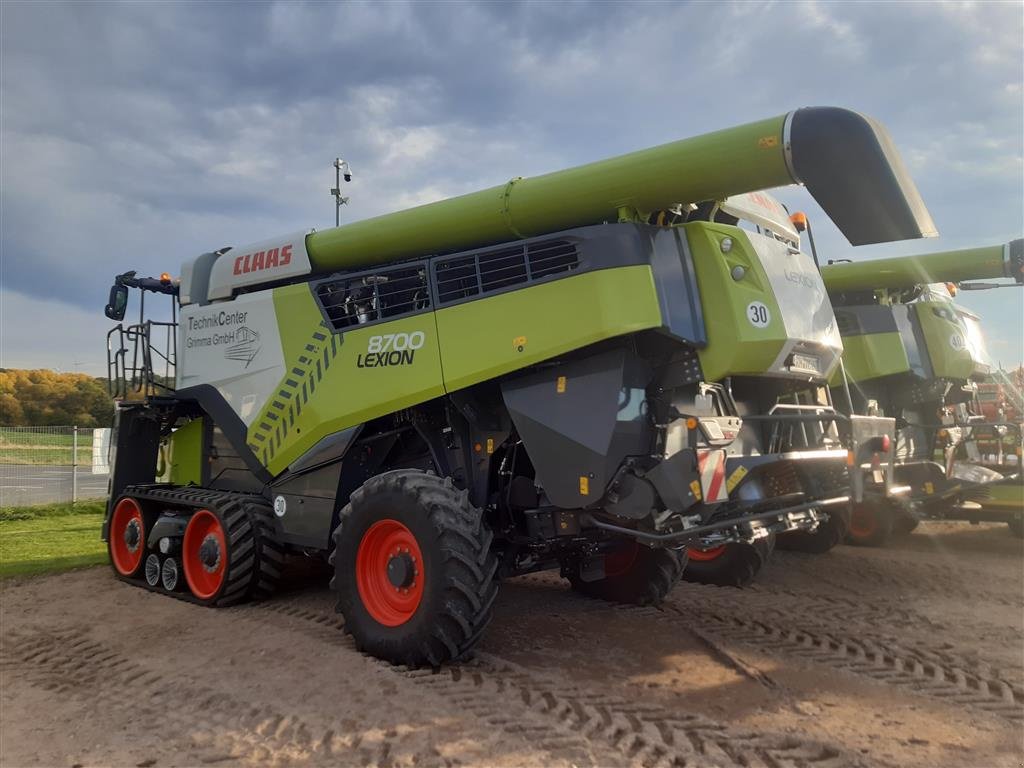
[0,426,110,507]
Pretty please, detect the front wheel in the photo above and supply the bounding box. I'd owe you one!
[683,535,773,587]
[776,510,847,554]
[845,500,895,547]
[332,470,500,667]
[567,541,686,605]
[892,506,920,535]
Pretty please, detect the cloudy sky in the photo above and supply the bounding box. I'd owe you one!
[1,1,1022,376]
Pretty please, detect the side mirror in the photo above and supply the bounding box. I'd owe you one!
[105,284,129,321]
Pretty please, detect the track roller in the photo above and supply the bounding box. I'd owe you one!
[144,553,161,587]
[161,557,183,591]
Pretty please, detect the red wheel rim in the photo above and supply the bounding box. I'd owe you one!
[356,519,425,627]
[604,541,640,577]
[183,510,227,600]
[849,503,877,539]
[687,544,727,562]
[110,497,145,576]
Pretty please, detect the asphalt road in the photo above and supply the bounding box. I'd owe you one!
[0,464,109,507]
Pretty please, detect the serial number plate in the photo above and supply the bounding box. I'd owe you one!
[790,353,820,373]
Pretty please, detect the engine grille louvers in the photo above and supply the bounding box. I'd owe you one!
[315,238,580,330]
[434,239,579,305]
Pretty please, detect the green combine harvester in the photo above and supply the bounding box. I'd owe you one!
[103,107,931,665]
[820,239,1024,544]
[935,419,1023,537]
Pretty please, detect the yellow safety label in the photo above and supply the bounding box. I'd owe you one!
[556,376,567,394]
[579,476,589,495]
[758,136,779,148]
[923,481,934,495]
[689,479,702,501]
[513,335,527,350]
[726,465,748,493]
[486,438,494,455]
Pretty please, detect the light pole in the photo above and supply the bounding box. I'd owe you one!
[331,158,352,227]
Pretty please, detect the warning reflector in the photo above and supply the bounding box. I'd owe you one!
[697,450,729,503]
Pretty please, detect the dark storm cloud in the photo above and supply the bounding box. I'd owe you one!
[1,0,1022,372]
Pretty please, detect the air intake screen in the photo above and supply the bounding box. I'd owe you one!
[435,239,579,305]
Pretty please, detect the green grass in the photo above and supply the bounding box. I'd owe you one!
[0,429,92,465]
[0,500,107,577]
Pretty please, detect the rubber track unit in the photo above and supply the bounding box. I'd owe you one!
[117,485,284,606]
[239,592,863,768]
[330,471,500,666]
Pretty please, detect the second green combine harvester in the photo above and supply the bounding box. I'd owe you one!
[103,107,930,665]
[821,239,1023,544]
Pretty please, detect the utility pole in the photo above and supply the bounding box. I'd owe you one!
[331,158,352,227]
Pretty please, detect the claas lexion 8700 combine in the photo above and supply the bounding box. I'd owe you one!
[818,240,1024,545]
[102,107,931,666]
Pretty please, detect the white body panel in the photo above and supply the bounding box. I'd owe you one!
[722,192,801,244]
[207,231,312,301]
[177,291,285,425]
[747,233,843,379]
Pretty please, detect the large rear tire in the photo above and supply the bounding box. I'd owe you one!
[568,541,686,605]
[683,535,773,587]
[331,470,500,667]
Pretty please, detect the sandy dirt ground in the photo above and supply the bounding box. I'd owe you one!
[1,521,1021,768]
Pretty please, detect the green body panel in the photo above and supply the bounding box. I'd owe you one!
[436,266,662,392]
[247,284,446,475]
[163,418,205,486]
[913,302,981,381]
[836,331,909,385]
[821,244,1008,293]
[980,481,1023,511]
[305,117,791,272]
[248,266,664,475]
[835,302,985,390]
[689,225,788,381]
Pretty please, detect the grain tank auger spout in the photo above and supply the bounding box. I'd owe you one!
[822,239,1024,294]
[103,106,932,665]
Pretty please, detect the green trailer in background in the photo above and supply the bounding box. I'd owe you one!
[820,240,1024,544]
[102,107,930,666]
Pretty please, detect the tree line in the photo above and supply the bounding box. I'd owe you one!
[0,365,1020,428]
[0,369,114,427]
